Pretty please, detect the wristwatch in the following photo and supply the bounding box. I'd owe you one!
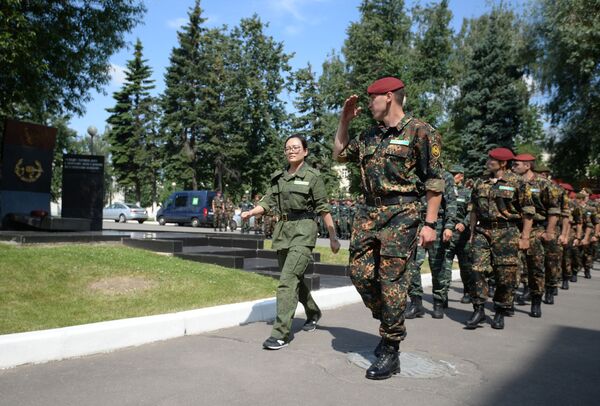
[423,221,437,229]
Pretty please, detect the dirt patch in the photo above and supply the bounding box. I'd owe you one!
[88,276,157,296]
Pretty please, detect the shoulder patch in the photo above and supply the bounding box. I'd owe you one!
[431,144,441,158]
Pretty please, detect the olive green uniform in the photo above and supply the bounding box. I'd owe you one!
[257,164,330,342]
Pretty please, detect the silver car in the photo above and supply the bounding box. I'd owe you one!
[103,202,148,223]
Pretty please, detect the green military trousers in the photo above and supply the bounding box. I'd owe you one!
[407,222,453,302]
[271,246,321,341]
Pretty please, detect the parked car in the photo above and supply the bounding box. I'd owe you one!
[156,190,217,227]
[103,202,148,223]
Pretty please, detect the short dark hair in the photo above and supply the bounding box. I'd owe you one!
[393,88,405,106]
[285,134,308,151]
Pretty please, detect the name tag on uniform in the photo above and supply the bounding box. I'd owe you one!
[390,139,410,146]
[531,188,541,193]
[457,198,466,202]
[294,180,309,186]
[499,185,515,191]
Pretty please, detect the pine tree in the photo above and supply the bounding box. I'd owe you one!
[452,9,527,177]
[106,38,156,204]
[160,0,207,191]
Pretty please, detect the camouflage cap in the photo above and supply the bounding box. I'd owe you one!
[449,164,465,174]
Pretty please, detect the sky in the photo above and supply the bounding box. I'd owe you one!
[69,0,523,138]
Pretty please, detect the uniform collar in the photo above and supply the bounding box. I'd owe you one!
[284,162,308,180]
[377,114,413,135]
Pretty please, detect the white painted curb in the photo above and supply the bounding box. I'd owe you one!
[0,270,460,369]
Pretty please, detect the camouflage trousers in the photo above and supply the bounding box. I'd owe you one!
[470,224,520,310]
[271,246,320,341]
[562,237,580,279]
[254,215,264,233]
[349,202,420,343]
[543,236,562,289]
[224,212,235,230]
[407,222,453,302]
[241,218,251,233]
[444,228,473,293]
[581,239,596,272]
[213,210,223,230]
[519,226,546,296]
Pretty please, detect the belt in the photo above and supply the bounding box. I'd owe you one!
[365,194,418,207]
[280,211,317,222]
[478,219,516,229]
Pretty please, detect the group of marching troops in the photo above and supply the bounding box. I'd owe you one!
[401,149,599,330]
[211,191,277,238]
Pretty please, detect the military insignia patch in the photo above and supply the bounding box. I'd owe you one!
[431,144,441,158]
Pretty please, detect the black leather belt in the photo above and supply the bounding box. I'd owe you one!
[478,219,515,229]
[365,194,418,207]
[280,211,317,222]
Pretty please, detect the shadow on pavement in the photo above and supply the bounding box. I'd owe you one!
[472,326,600,405]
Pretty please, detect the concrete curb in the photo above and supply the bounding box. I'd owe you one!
[0,270,461,369]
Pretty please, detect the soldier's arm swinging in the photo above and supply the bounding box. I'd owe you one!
[321,212,341,253]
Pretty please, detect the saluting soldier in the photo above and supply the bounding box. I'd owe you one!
[333,77,444,380]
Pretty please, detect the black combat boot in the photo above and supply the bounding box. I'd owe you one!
[543,288,554,305]
[404,296,425,319]
[517,286,530,306]
[366,342,400,380]
[506,302,515,317]
[561,278,569,290]
[373,337,384,357]
[432,299,445,319]
[491,309,505,329]
[584,269,591,279]
[553,286,558,296]
[465,304,486,329]
[460,290,472,304]
[530,295,542,318]
[570,272,578,282]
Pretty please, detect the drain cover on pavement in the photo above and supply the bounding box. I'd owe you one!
[347,351,456,378]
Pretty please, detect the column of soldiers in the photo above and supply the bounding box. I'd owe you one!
[317,198,358,240]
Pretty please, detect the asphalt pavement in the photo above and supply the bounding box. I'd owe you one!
[1,266,599,406]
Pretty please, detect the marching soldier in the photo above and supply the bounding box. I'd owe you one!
[224,197,236,232]
[333,77,444,379]
[212,191,224,232]
[465,148,534,330]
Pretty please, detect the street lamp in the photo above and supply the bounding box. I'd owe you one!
[87,126,98,155]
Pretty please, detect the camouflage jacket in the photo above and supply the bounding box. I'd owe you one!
[471,171,535,222]
[337,115,445,197]
[212,196,224,212]
[522,174,561,224]
[455,183,472,227]
[419,170,457,230]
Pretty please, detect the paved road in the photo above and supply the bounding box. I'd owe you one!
[104,221,350,249]
[2,265,599,406]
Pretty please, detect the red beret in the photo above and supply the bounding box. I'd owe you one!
[367,77,405,95]
[514,153,536,161]
[488,147,515,161]
[560,183,574,192]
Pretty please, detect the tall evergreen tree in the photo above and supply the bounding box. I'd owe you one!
[106,38,156,204]
[452,9,528,177]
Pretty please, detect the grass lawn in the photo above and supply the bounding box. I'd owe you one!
[0,243,278,335]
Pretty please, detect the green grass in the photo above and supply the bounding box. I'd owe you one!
[0,243,278,335]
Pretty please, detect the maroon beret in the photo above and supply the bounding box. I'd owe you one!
[560,183,574,192]
[367,77,405,95]
[488,147,515,161]
[514,153,536,161]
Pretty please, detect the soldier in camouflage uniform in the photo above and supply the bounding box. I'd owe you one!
[212,191,224,232]
[444,164,474,304]
[465,148,535,330]
[580,191,598,279]
[334,77,444,380]
[405,169,457,319]
[562,186,583,284]
[512,154,560,316]
[239,194,254,234]
[253,194,264,234]
[224,197,236,232]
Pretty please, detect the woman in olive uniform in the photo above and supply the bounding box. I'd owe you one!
[241,135,340,350]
